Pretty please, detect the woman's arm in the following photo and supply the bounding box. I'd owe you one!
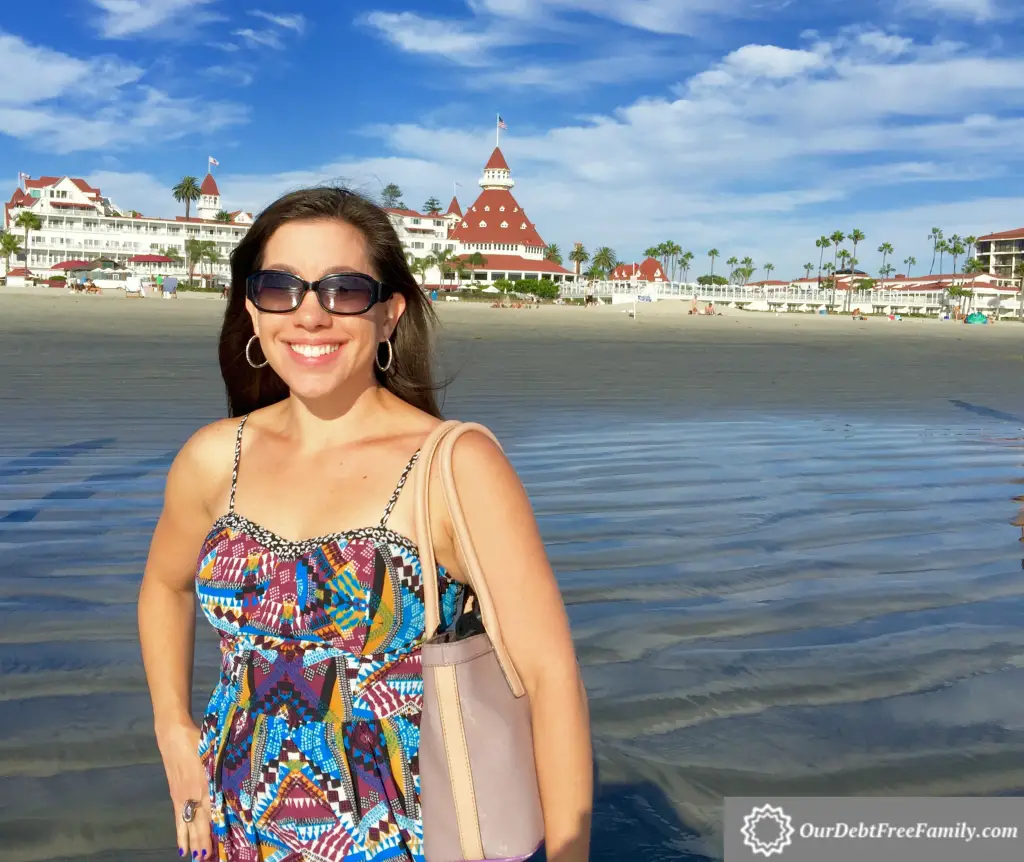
[138,424,230,860]
[440,430,593,862]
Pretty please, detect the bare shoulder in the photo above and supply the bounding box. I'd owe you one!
[166,416,242,516]
[448,425,523,495]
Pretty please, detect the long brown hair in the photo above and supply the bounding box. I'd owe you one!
[219,186,444,418]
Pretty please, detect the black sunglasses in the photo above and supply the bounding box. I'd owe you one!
[246,270,394,315]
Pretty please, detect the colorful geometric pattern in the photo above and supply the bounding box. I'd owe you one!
[195,417,464,861]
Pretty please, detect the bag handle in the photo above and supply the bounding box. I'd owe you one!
[415,420,527,698]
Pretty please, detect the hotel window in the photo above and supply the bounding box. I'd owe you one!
[412,218,421,225]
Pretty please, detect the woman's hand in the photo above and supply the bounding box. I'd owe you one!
[157,720,214,860]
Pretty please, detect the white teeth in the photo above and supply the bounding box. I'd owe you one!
[288,343,341,358]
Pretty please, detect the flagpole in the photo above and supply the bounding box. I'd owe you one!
[496,113,500,148]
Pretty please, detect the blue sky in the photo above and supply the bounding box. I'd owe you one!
[2,0,1024,278]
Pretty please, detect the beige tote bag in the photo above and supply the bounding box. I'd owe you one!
[414,420,545,862]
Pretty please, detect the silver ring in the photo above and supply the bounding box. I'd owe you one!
[181,799,200,823]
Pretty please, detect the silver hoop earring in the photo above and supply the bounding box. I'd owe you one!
[245,335,268,369]
[375,339,394,373]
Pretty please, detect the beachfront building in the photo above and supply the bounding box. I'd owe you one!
[609,258,667,282]
[974,228,1024,283]
[384,147,575,287]
[2,173,252,281]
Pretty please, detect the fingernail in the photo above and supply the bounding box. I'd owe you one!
[202,853,207,859]
[178,851,184,858]
[192,853,198,859]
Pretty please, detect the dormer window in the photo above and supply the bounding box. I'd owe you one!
[462,221,468,228]
[484,206,490,211]
[499,206,505,212]
[513,207,518,212]
[501,221,508,228]
[520,223,526,229]
[479,220,487,228]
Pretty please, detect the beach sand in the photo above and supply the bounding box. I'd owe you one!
[3,290,1024,861]
[2,289,1022,426]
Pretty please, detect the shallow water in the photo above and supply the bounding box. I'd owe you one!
[2,408,1024,861]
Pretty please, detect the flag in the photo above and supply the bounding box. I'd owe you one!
[18,172,28,188]
[208,157,219,167]
[497,116,507,130]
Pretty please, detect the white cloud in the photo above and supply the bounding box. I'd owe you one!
[250,10,306,33]
[0,32,247,153]
[361,12,507,64]
[232,28,283,49]
[89,0,222,38]
[714,44,827,80]
[898,0,1004,22]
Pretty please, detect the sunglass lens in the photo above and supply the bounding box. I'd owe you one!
[319,275,375,314]
[251,272,301,311]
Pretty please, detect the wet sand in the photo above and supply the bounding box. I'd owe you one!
[2,291,1024,861]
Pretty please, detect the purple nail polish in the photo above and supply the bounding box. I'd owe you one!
[202,852,207,859]
[178,851,184,858]
[192,853,198,859]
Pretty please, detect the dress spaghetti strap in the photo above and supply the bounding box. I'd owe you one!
[228,415,249,514]
[380,449,420,526]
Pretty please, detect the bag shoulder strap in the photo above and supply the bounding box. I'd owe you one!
[415,420,526,698]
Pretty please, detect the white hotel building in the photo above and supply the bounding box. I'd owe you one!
[4,145,575,288]
[2,173,252,280]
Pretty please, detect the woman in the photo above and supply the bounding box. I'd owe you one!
[137,187,592,862]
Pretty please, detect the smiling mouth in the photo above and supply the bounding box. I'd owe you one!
[287,343,342,358]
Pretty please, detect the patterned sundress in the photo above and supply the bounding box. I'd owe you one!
[195,416,464,861]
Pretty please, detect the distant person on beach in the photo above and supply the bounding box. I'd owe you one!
[136,186,592,862]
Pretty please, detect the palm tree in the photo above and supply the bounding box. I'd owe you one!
[937,238,950,274]
[464,251,488,284]
[408,256,430,286]
[173,176,202,221]
[707,248,720,283]
[1,232,22,274]
[803,262,814,280]
[948,235,965,277]
[829,231,845,305]
[644,245,661,260]
[764,262,775,281]
[679,251,694,283]
[880,264,895,280]
[544,244,562,265]
[847,229,865,308]
[964,235,978,264]
[184,237,203,284]
[815,235,830,282]
[14,211,41,266]
[878,241,893,276]
[569,244,589,278]
[664,241,682,281]
[904,255,916,277]
[964,257,985,315]
[432,248,457,287]
[201,241,220,282]
[741,256,754,286]
[215,210,233,222]
[726,256,739,284]
[928,227,943,275]
[592,246,616,277]
[160,246,182,266]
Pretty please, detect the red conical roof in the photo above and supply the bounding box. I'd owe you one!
[484,147,510,171]
[449,188,546,249]
[200,173,220,196]
[446,196,463,217]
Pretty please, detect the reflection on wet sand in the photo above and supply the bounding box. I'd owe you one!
[2,296,1024,861]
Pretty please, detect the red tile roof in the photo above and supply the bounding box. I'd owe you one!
[485,147,510,171]
[200,173,220,196]
[449,188,546,248]
[459,253,570,274]
[5,267,32,277]
[977,228,1024,241]
[385,208,447,220]
[128,254,174,263]
[70,179,100,196]
[610,258,666,281]
[51,260,93,270]
[446,196,463,217]
[24,176,61,189]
